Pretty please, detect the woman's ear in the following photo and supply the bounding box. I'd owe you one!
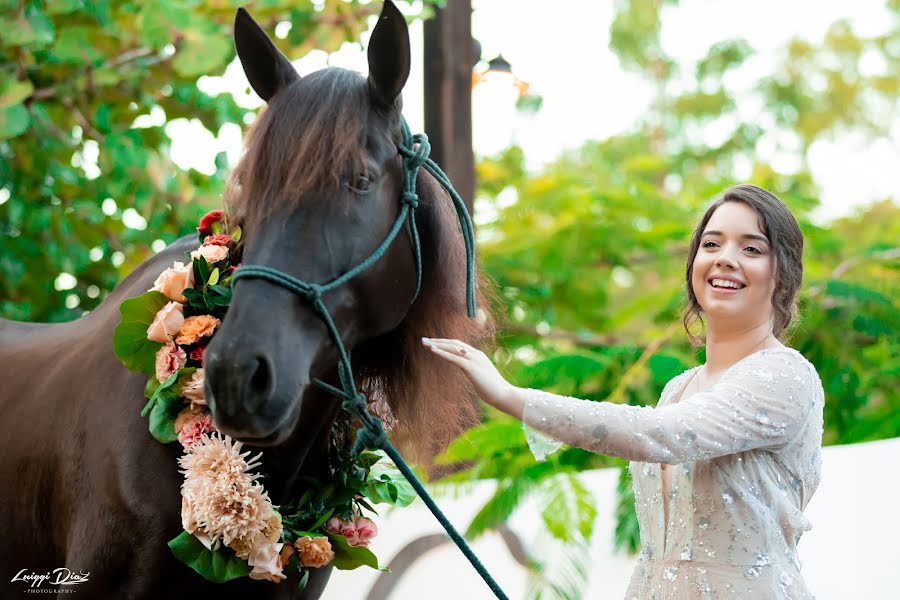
[367,0,411,108]
[234,7,301,102]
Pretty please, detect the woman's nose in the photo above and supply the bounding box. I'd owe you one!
[714,248,739,269]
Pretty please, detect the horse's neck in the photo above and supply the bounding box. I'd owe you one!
[257,384,343,503]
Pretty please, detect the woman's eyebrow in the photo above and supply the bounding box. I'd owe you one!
[701,230,770,244]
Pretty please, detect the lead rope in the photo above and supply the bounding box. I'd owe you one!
[231,118,507,599]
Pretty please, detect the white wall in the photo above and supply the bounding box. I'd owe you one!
[323,437,900,599]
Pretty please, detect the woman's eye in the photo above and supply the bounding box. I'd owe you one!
[348,174,372,194]
[702,241,718,248]
[745,246,762,254]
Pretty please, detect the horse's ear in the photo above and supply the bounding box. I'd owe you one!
[367,0,411,108]
[234,7,300,102]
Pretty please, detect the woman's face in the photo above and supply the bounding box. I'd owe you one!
[690,201,776,329]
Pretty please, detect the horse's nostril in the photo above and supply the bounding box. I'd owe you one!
[244,355,274,413]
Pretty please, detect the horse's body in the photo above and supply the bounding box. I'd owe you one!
[0,236,335,598]
[1,4,492,597]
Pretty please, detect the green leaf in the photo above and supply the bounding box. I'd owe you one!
[0,79,34,109]
[232,226,242,242]
[540,473,596,543]
[53,26,102,63]
[208,267,219,286]
[113,291,170,374]
[168,531,251,583]
[0,104,30,139]
[174,33,232,77]
[365,461,416,507]
[327,534,382,571]
[437,418,527,464]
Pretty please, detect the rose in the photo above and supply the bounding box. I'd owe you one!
[175,315,220,346]
[197,209,224,235]
[147,302,185,343]
[294,536,334,568]
[181,368,206,406]
[155,342,186,383]
[325,517,360,545]
[203,234,235,248]
[190,244,229,265]
[352,517,378,548]
[248,542,286,583]
[279,543,295,569]
[150,261,194,302]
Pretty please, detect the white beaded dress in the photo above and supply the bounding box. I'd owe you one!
[522,346,824,599]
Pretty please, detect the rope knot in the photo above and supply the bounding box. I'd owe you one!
[400,191,419,209]
[341,392,369,415]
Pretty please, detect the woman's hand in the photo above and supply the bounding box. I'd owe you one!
[421,337,524,419]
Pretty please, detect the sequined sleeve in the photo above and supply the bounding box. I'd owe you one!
[521,350,816,464]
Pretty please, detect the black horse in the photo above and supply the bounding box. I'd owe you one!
[0,2,494,597]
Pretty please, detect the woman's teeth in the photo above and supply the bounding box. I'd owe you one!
[710,278,745,289]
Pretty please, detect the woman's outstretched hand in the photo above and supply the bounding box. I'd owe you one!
[421,337,524,419]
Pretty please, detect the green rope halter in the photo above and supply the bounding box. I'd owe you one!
[230,118,506,600]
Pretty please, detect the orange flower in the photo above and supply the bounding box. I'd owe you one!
[279,543,295,569]
[294,536,334,568]
[175,315,221,346]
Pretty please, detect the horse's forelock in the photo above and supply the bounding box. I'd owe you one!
[356,171,499,463]
[225,68,371,227]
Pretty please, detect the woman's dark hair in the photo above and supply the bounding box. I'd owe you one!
[683,184,804,347]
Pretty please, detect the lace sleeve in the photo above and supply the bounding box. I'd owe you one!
[520,350,817,464]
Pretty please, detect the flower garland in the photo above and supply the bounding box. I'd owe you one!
[113,210,414,587]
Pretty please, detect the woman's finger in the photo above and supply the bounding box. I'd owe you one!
[428,344,469,366]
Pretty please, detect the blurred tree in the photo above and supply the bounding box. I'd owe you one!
[436,1,899,597]
[0,0,429,322]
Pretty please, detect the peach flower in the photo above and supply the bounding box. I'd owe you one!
[155,342,186,383]
[175,315,220,345]
[352,517,378,548]
[294,536,334,568]
[181,368,206,406]
[248,542,285,583]
[150,261,194,302]
[190,244,229,265]
[279,543,295,569]
[147,302,184,343]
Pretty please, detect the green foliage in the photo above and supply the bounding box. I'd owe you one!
[327,533,383,571]
[167,531,251,583]
[0,0,433,323]
[459,5,900,598]
[112,290,169,374]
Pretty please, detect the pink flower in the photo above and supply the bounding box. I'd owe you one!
[203,234,235,248]
[248,542,285,583]
[190,244,229,265]
[150,261,194,302]
[197,210,224,235]
[181,368,206,406]
[324,517,343,535]
[147,301,184,343]
[352,517,377,548]
[155,342,186,383]
[177,411,216,449]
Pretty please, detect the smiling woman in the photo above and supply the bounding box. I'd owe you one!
[424,183,824,599]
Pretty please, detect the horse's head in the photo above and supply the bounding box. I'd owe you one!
[205,1,420,445]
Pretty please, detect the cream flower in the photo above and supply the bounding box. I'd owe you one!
[248,542,285,583]
[178,434,282,560]
[147,301,184,343]
[190,244,229,265]
[174,315,220,346]
[181,368,206,406]
[151,261,194,302]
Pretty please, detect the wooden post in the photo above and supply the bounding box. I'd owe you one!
[423,0,475,214]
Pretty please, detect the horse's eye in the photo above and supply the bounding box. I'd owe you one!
[348,174,372,195]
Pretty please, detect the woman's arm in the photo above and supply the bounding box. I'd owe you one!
[423,337,818,464]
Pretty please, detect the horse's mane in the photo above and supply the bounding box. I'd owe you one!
[225,68,370,225]
[354,171,499,463]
